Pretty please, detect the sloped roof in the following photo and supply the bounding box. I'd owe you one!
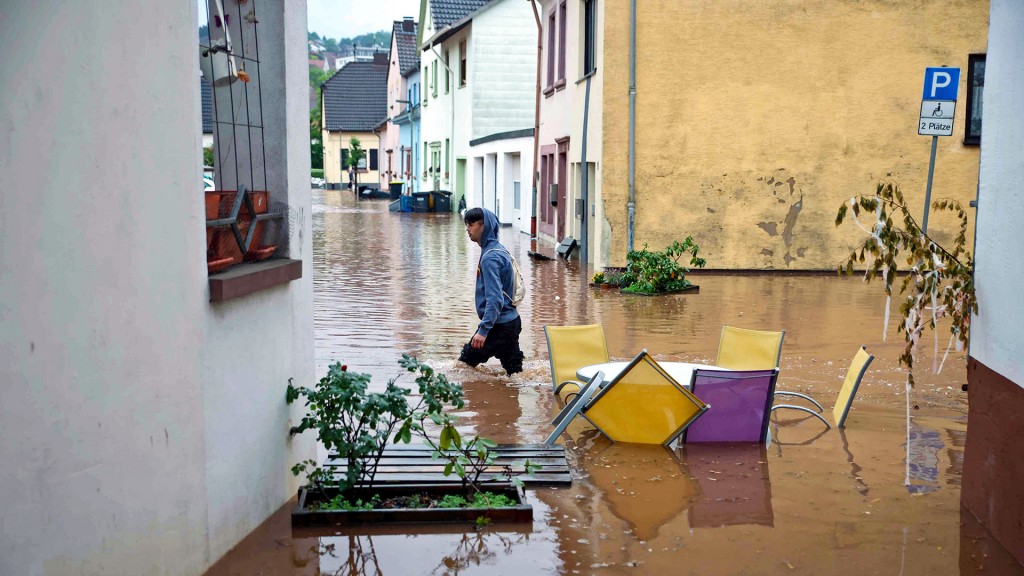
[201,78,213,133]
[321,61,388,132]
[428,0,493,31]
[393,20,419,75]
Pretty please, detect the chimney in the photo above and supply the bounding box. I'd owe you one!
[402,17,415,32]
[373,52,389,66]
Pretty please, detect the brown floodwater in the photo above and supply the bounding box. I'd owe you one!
[205,190,1021,576]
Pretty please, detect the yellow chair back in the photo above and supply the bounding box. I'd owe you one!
[586,351,708,444]
[716,325,785,370]
[832,346,874,427]
[544,324,610,392]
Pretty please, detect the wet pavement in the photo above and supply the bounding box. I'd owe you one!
[204,190,1022,576]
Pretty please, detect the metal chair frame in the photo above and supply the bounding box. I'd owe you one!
[771,346,874,430]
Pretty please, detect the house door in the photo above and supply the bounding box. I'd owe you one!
[538,145,556,239]
[556,138,569,241]
[456,159,466,208]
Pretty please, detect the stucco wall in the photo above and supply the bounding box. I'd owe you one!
[0,2,314,574]
[600,0,987,269]
[323,130,381,187]
[970,0,1024,386]
[536,0,604,262]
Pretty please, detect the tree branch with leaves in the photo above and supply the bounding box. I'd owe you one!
[835,182,977,386]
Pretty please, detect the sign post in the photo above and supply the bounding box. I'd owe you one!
[919,67,960,233]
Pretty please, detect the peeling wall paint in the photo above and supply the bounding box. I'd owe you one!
[600,0,987,269]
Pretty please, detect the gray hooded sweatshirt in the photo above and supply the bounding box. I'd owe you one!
[474,208,519,337]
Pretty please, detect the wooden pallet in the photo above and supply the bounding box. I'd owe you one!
[325,443,572,487]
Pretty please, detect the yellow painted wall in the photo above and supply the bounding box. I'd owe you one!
[322,130,381,186]
[601,0,987,269]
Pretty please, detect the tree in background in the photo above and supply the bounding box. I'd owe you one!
[310,106,323,170]
[309,65,328,88]
[346,137,366,192]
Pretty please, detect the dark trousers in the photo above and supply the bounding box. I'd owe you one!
[459,317,524,376]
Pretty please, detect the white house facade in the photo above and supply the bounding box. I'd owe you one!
[418,0,537,232]
[536,0,604,263]
[0,2,315,574]
[961,0,1024,566]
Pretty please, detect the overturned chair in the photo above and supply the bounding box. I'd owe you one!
[545,350,708,445]
[771,346,874,429]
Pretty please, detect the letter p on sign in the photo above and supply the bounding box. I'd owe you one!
[922,67,961,101]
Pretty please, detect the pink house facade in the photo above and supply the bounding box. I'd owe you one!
[535,0,603,262]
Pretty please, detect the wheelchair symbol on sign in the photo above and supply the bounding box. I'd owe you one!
[932,103,943,117]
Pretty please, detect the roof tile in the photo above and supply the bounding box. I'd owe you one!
[321,61,389,132]
[428,0,494,31]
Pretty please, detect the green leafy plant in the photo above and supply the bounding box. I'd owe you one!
[287,362,421,492]
[615,238,706,295]
[311,494,381,512]
[346,137,366,190]
[287,355,537,505]
[835,182,977,386]
[393,359,541,495]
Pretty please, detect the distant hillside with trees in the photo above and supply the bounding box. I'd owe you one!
[307,29,389,171]
[308,30,390,55]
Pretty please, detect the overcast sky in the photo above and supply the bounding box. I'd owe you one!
[307,0,422,41]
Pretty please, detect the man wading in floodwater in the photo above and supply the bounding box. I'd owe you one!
[459,207,524,376]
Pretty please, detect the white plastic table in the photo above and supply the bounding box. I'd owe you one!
[576,361,726,388]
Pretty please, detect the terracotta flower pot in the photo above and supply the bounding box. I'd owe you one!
[205,190,276,272]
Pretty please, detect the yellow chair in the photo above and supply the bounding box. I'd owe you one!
[545,350,709,445]
[544,324,610,403]
[771,346,874,429]
[715,325,785,370]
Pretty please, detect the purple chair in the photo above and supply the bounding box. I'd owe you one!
[681,369,779,443]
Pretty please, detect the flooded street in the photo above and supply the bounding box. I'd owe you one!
[206,190,1020,576]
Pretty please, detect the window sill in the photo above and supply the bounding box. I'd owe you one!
[554,78,566,91]
[542,85,555,98]
[209,258,302,302]
[575,69,597,85]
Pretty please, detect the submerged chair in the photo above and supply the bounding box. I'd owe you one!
[545,350,709,445]
[681,368,779,443]
[544,324,610,402]
[715,326,785,371]
[771,346,874,429]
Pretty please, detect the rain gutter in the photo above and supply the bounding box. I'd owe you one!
[627,0,636,253]
[530,0,542,242]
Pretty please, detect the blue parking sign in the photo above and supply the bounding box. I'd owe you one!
[922,67,960,101]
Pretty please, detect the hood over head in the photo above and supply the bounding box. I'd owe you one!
[480,207,500,247]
